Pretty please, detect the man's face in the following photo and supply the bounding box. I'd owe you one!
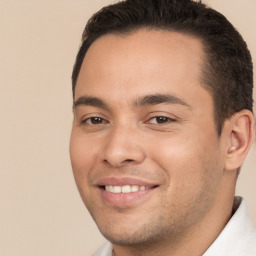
[70,30,226,245]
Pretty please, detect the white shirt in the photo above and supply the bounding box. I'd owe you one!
[92,197,256,256]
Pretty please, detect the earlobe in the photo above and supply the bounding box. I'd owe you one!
[224,110,254,171]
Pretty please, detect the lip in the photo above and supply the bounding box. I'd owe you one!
[96,177,159,208]
[96,177,158,187]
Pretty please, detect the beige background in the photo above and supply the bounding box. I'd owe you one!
[0,0,255,255]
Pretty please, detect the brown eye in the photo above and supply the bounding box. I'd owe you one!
[149,116,175,124]
[155,116,169,123]
[79,115,109,131]
[88,117,104,124]
[81,117,105,125]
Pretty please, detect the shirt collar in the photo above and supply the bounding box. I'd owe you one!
[203,196,256,256]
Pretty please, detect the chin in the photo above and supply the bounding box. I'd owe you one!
[101,230,158,247]
[96,213,174,247]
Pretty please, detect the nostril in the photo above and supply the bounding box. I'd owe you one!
[103,158,134,167]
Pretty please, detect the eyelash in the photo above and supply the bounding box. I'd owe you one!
[147,116,176,124]
[81,116,107,125]
[81,115,176,125]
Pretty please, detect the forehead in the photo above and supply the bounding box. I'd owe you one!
[75,29,209,107]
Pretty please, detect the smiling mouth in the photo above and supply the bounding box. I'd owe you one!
[103,185,156,193]
[98,182,158,207]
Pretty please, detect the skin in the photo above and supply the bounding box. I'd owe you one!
[70,29,254,256]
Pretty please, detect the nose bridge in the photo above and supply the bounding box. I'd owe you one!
[103,122,145,167]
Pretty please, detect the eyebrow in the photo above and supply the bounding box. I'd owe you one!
[73,96,108,110]
[73,94,191,110]
[133,94,191,109]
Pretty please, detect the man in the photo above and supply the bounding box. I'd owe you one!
[70,0,256,255]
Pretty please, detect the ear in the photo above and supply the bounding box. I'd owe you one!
[224,110,254,171]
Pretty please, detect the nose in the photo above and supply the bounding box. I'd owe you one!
[103,125,146,167]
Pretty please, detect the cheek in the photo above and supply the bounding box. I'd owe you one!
[147,132,216,189]
[148,135,222,221]
[69,131,104,208]
[148,133,202,167]
[70,130,101,181]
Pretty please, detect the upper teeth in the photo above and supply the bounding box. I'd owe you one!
[105,185,149,193]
